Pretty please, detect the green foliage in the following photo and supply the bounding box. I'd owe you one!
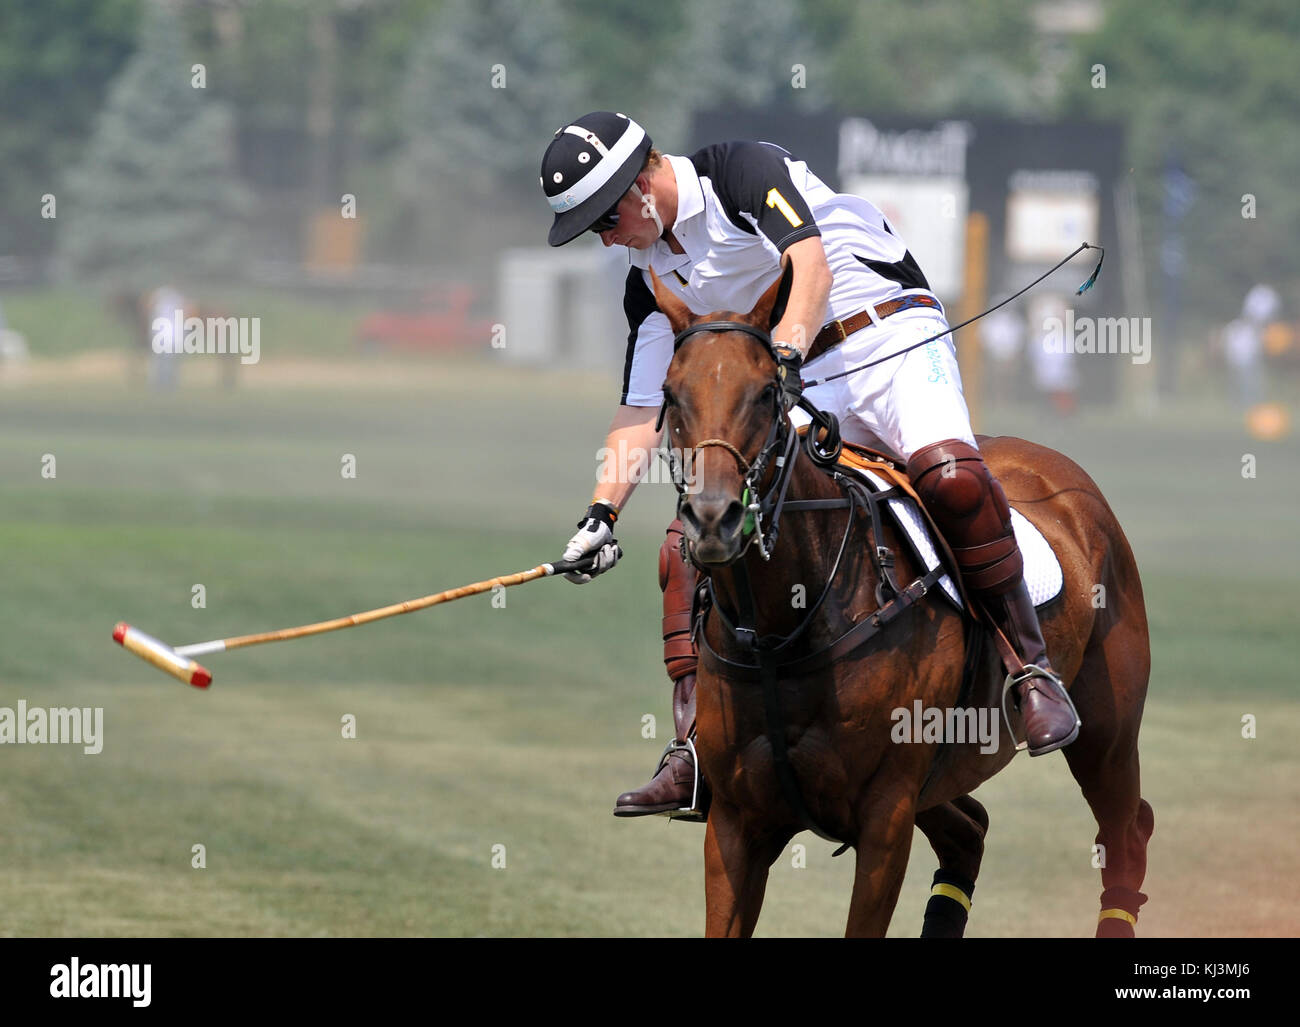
[650,0,824,146]
[0,0,141,260]
[57,1,251,289]
[399,0,583,194]
[811,0,1039,118]
[1059,0,1300,319]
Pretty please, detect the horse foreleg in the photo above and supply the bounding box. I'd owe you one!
[703,800,791,937]
[914,795,989,937]
[844,792,917,937]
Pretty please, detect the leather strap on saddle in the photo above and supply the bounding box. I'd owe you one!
[809,431,1029,678]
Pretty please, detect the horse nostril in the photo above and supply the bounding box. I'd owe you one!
[718,499,744,539]
[683,496,745,538]
[679,500,701,534]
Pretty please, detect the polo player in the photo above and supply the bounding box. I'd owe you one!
[540,111,1081,819]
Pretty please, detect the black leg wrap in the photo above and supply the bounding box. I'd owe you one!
[921,869,975,939]
[1097,886,1148,938]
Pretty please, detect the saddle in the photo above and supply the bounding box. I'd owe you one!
[796,428,1063,613]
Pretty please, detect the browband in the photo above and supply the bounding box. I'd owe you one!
[672,320,774,353]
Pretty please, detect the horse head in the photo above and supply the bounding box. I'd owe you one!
[651,265,793,566]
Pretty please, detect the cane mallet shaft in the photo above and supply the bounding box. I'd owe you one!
[112,550,615,688]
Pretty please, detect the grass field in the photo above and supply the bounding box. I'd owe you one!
[1,353,1297,937]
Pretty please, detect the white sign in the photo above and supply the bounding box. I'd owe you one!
[1005,170,1099,264]
[842,175,968,298]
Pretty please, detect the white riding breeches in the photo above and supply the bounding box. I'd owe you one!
[788,309,978,460]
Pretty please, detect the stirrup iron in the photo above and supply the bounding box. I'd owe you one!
[999,663,1067,753]
[656,736,706,823]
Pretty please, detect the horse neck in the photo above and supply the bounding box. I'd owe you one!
[708,449,867,642]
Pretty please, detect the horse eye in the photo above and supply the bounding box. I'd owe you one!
[759,383,778,405]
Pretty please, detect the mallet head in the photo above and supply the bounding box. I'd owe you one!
[113,623,212,688]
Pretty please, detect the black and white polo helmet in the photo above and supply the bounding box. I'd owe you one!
[540,111,652,247]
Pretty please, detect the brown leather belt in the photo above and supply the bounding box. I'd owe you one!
[806,294,943,363]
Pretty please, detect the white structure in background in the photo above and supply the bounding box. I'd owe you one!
[497,243,627,367]
[0,298,29,384]
[837,118,973,300]
[0,330,29,384]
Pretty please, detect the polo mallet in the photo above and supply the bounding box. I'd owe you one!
[112,550,617,689]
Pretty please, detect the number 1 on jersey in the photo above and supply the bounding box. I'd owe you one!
[766,188,803,228]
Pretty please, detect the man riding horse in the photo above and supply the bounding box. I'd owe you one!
[540,111,1081,818]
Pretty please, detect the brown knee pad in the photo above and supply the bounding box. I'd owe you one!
[906,440,1022,596]
[660,519,700,683]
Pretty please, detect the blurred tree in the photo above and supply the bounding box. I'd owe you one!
[0,0,141,268]
[399,0,582,193]
[649,0,825,146]
[807,0,1039,118]
[396,0,585,264]
[1059,0,1300,322]
[58,0,250,288]
[557,0,685,150]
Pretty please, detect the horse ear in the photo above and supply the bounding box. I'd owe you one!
[749,259,794,330]
[649,268,695,336]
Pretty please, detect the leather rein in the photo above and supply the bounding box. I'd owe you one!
[664,319,943,853]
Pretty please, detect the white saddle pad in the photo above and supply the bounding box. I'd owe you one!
[853,468,1064,609]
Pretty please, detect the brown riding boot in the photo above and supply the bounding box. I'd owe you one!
[907,439,1081,756]
[613,520,710,817]
[985,578,1081,755]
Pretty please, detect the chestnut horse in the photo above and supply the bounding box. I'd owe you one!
[650,270,1153,938]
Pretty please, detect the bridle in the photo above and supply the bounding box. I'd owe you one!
[658,319,842,563]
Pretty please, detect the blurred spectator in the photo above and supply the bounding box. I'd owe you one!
[981,306,1025,408]
[1243,282,1281,326]
[1029,293,1078,415]
[1223,283,1281,409]
[147,286,187,390]
[0,297,31,381]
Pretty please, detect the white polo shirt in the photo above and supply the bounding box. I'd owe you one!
[619,142,942,407]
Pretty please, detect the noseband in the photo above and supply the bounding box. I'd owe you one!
[660,319,843,562]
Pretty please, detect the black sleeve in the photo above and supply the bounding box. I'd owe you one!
[690,141,822,252]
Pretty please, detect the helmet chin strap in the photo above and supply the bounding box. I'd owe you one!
[630,184,664,236]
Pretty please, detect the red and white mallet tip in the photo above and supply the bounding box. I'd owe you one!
[112,622,212,688]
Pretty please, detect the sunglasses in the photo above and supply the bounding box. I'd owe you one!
[588,200,622,234]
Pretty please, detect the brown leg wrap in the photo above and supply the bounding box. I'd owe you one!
[660,519,701,739]
[907,440,1022,597]
[612,519,709,817]
[907,440,1079,754]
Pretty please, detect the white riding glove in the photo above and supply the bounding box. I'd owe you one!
[562,501,622,583]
